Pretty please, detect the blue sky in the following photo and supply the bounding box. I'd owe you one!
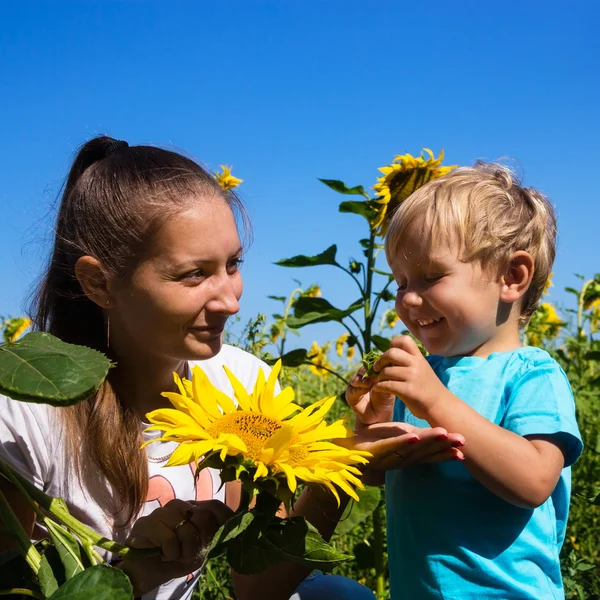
[1,1,598,350]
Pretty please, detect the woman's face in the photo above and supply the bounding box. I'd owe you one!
[108,198,243,363]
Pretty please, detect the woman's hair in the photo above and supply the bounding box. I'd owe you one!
[385,161,557,326]
[30,135,249,526]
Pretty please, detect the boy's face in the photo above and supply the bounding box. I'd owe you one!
[389,228,505,358]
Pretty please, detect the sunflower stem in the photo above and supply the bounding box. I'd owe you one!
[237,487,254,513]
[372,500,386,599]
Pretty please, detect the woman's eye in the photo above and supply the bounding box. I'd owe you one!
[397,284,407,292]
[181,269,204,280]
[227,258,244,273]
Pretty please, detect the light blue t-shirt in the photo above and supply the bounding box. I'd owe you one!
[386,346,583,599]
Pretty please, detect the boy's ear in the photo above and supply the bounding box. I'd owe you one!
[500,251,534,303]
[74,256,114,309]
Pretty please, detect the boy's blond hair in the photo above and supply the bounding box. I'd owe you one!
[384,162,557,326]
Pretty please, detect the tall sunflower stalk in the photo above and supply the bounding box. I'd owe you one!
[273,149,457,598]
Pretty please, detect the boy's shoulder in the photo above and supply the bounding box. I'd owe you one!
[503,346,566,381]
[427,346,567,387]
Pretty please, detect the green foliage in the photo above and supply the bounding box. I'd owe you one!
[318,179,369,198]
[0,332,112,406]
[47,565,133,600]
[276,245,339,268]
[362,350,382,377]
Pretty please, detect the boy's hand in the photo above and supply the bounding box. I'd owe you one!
[346,366,396,426]
[373,335,448,420]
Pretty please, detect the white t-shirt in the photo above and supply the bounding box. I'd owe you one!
[0,344,272,600]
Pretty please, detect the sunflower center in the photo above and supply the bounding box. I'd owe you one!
[210,412,282,459]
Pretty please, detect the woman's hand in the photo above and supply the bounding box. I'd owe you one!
[121,499,233,596]
[336,421,465,473]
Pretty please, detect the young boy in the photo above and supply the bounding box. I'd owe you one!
[347,163,583,599]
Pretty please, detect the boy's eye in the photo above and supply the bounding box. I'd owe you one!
[424,275,443,283]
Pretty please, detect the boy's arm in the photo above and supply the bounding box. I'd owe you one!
[374,336,573,509]
[424,397,565,508]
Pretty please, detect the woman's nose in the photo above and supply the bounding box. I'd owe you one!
[208,276,241,316]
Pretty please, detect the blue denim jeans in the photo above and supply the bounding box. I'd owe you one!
[290,571,375,600]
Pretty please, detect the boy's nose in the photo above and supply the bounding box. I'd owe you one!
[402,290,423,308]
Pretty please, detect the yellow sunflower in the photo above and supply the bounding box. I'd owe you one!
[215,165,243,191]
[346,345,356,361]
[144,361,370,503]
[335,333,349,357]
[371,149,457,235]
[3,317,32,343]
[543,273,554,296]
[307,341,333,378]
[526,302,562,347]
[590,300,600,333]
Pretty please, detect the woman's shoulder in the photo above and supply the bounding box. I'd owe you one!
[0,393,57,435]
[0,394,60,489]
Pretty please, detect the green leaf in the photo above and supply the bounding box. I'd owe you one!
[334,487,381,536]
[48,565,133,600]
[585,351,600,361]
[267,295,287,302]
[264,348,309,368]
[0,333,112,406]
[226,530,284,575]
[46,521,85,580]
[38,554,59,597]
[362,349,382,377]
[227,516,350,575]
[371,335,391,353]
[372,267,394,279]
[286,297,363,329]
[339,201,376,222]
[318,179,368,197]
[263,518,350,571]
[206,511,257,560]
[565,287,581,297]
[276,245,338,268]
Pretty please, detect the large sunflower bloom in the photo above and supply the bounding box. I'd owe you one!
[215,165,243,191]
[371,149,457,235]
[144,361,370,503]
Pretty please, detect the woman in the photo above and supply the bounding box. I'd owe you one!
[0,136,464,599]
